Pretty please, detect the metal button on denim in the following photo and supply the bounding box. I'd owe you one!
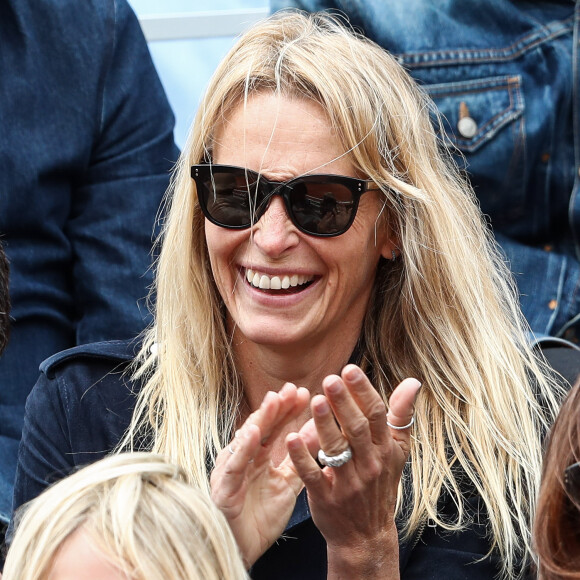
[458,116,478,138]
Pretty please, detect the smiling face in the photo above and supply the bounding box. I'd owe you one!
[205,92,395,353]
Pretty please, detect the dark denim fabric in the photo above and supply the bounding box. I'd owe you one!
[0,0,179,521]
[10,340,506,579]
[272,0,580,342]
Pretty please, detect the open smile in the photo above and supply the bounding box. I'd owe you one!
[244,268,315,292]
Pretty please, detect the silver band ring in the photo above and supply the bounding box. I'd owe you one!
[386,416,415,430]
[318,446,353,468]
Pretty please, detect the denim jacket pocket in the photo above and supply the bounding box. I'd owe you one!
[425,75,526,228]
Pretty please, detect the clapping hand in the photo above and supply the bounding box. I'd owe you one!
[286,365,421,578]
[211,382,310,568]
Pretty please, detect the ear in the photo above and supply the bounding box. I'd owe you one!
[376,202,399,260]
[380,237,399,261]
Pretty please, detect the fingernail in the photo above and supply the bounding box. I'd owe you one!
[342,364,363,382]
[280,382,295,395]
[323,376,342,394]
[409,378,422,391]
[286,433,301,450]
[312,396,330,415]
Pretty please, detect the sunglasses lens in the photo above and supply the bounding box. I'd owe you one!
[199,170,256,227]
[289,180,356,235]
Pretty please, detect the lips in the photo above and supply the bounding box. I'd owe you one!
[244,268,314,290]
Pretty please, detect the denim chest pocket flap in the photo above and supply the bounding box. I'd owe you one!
[422,75,528,226]
[425,75,524,154]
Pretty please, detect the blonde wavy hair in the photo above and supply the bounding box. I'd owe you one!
[3,453,247,580]
[125,10,562,578]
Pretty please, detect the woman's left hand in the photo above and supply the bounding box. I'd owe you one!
[286,365,421,579]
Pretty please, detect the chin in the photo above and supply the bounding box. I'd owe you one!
[235,318,309,348]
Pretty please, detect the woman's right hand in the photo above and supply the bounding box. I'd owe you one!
[286,367,421,579]
[210,382,310,568]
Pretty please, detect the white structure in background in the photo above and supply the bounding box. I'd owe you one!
[129,2,269,148]
[140,8,269,41]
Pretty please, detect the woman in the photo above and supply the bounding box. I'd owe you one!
[3,453,247,580]
[11,11,561,579]
[534,380,580,578]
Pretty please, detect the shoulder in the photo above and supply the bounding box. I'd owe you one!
[14,338,146,517]
[25,338,145,458]
[33,339,143,425]
[39,338,141,379]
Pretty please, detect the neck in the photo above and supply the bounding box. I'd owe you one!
[234,330,361,416]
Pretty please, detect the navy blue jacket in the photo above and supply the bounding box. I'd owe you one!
[12,341,510,579]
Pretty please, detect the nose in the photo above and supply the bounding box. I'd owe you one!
[253,196,300,256]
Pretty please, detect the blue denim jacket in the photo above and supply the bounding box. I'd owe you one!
[0,0,179,520]
[9,340,510,578]
[272,0,580,342]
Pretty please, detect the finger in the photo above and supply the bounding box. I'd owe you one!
[295,417,320,457]
[386,378,422,445]
[211,424,261,509]
[239,384,310,465]
[243,390,280,433]
[257,385,310,446]
[321,374,376,464]
[286,432,329,494]
[242,384,301,442]
[311,393,350,457]
[341,364,388,445]
[266,384,310,442]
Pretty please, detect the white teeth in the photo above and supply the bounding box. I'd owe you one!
[245,269,312,290]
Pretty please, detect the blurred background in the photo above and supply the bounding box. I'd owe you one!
[128,1,270,148]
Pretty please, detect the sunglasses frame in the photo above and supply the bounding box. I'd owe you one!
[191,163,378,237]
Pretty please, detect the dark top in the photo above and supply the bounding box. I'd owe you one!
[13,341,510,578]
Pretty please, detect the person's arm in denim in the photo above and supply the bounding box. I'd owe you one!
[69,0,179,344]
[10,373,74,517]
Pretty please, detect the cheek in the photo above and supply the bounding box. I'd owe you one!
[205,221,233,261]
[314,230,385,287]
[204,222,249,284]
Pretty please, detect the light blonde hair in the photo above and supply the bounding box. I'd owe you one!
[3,453,248,580]
[125,11,562,578]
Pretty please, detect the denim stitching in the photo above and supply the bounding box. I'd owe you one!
[398,15,574,68]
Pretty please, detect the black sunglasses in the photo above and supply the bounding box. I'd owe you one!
[191,164,377,237]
